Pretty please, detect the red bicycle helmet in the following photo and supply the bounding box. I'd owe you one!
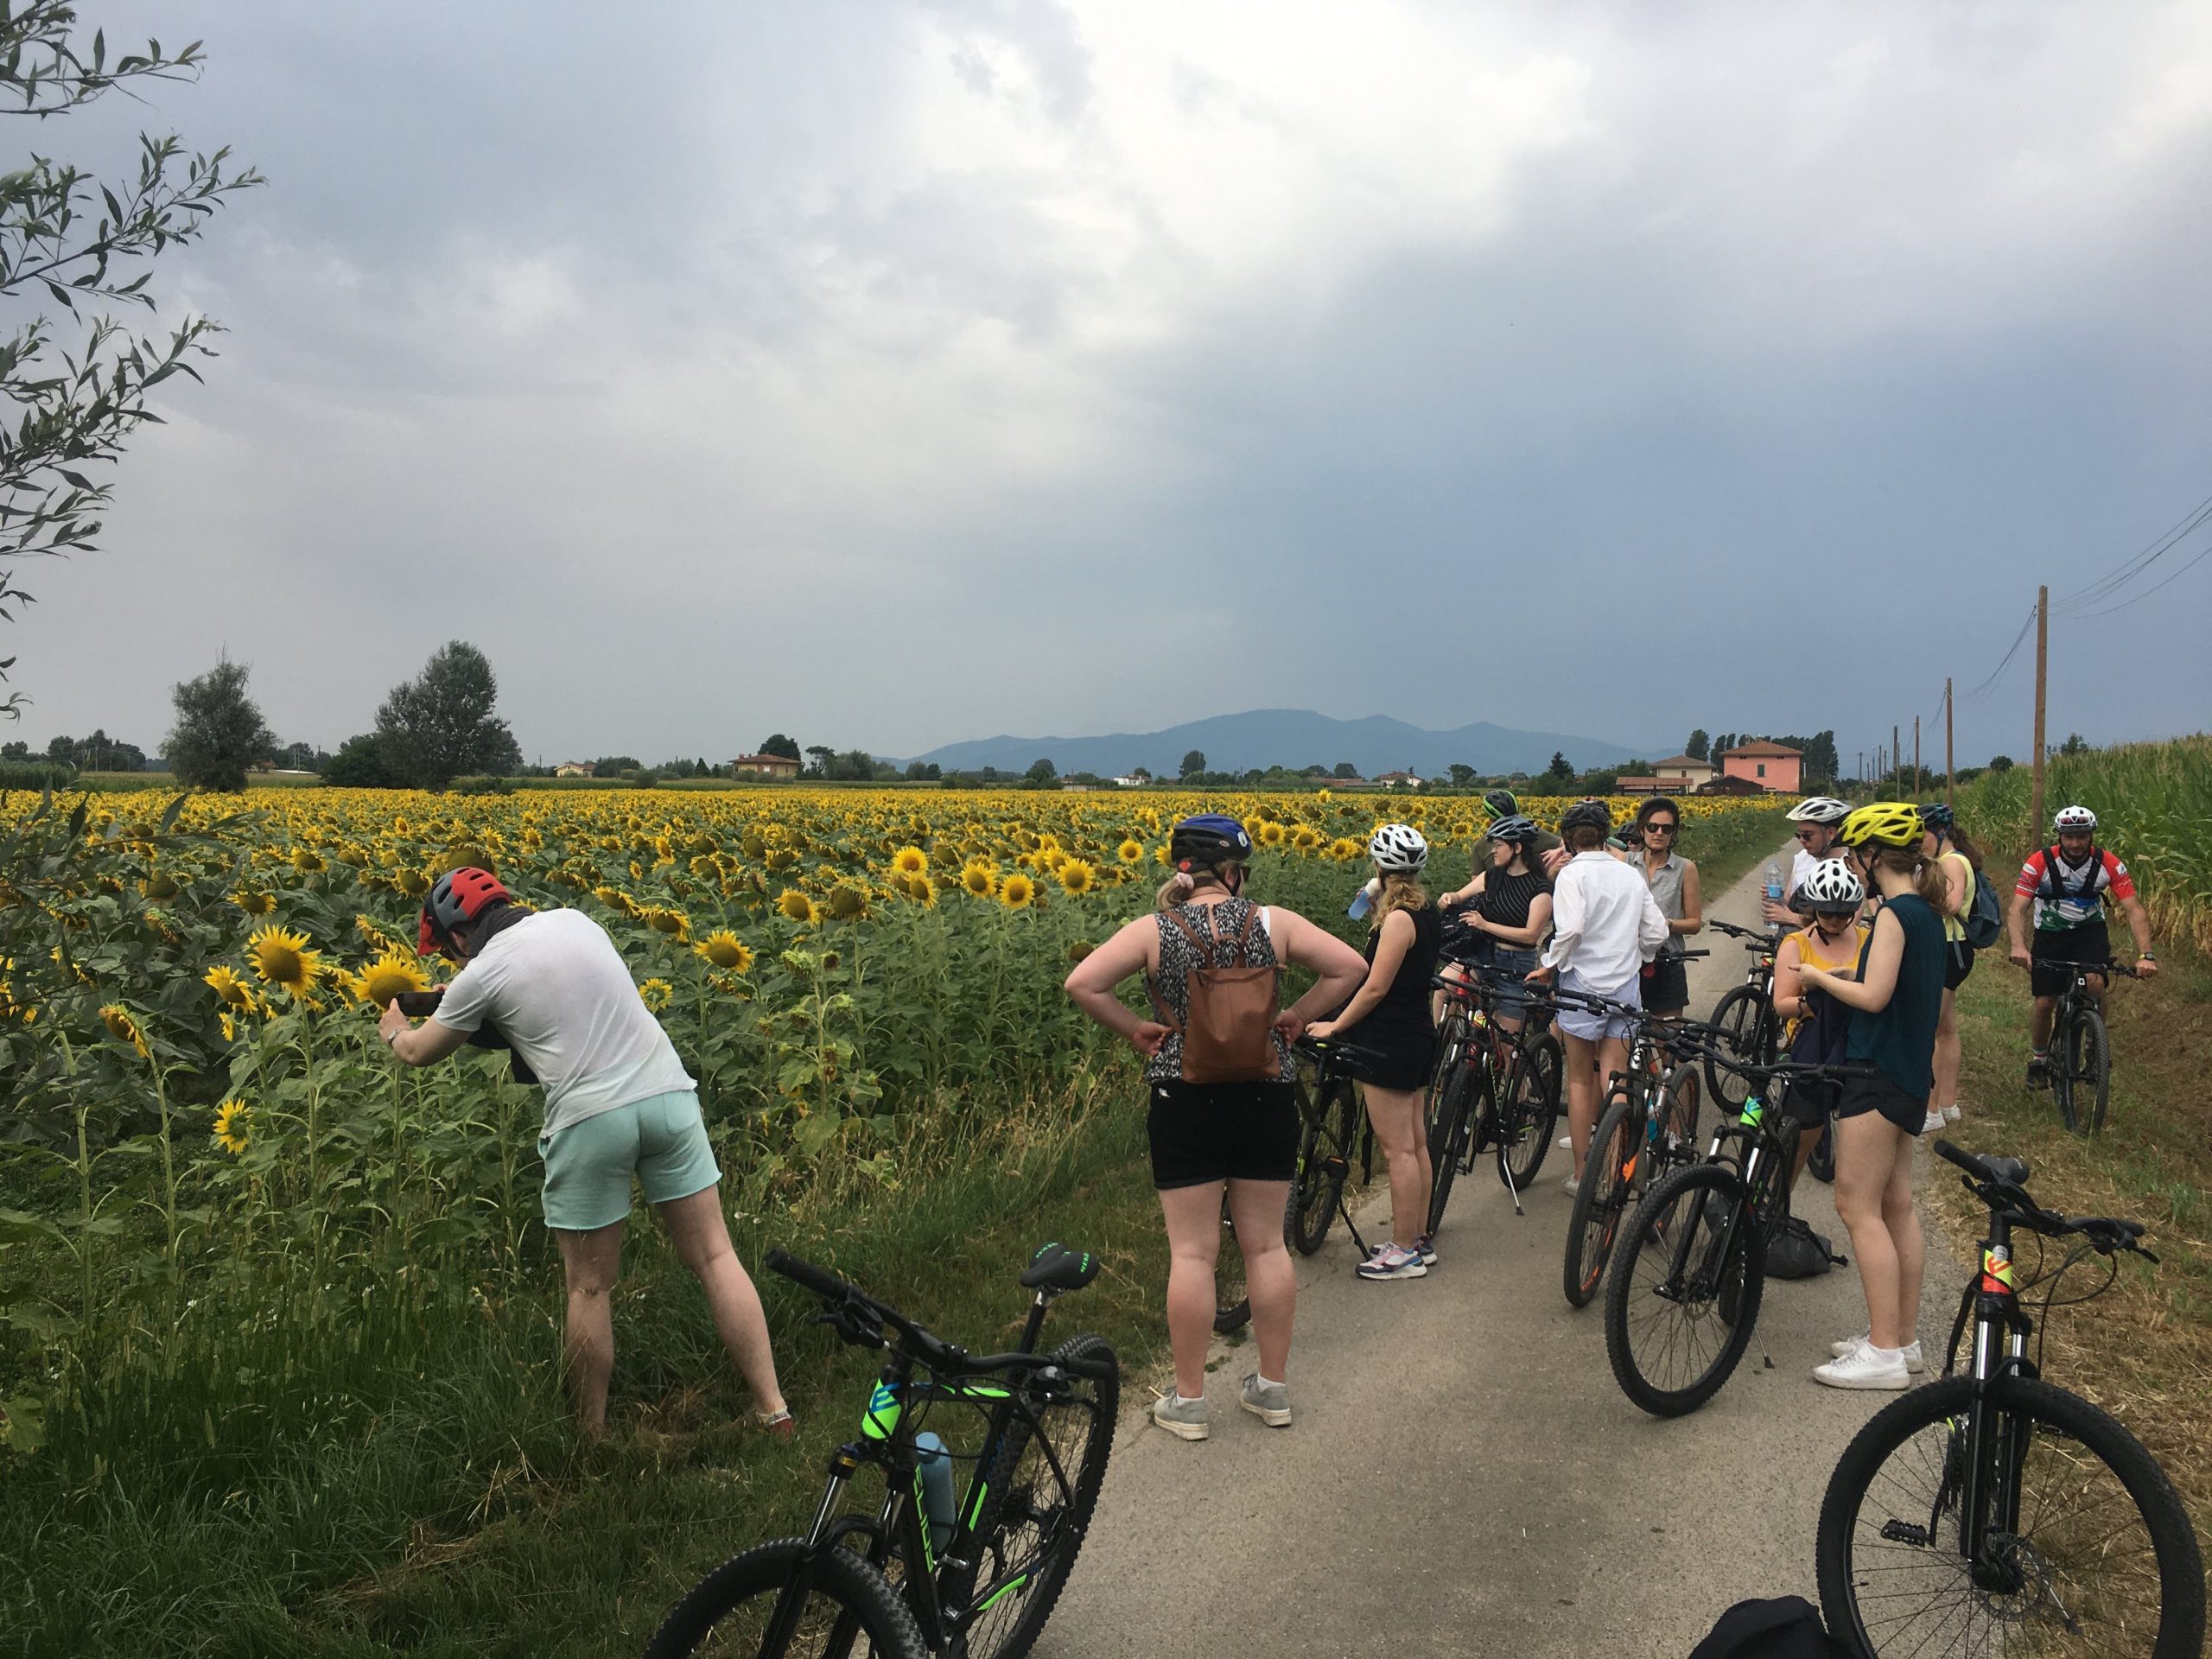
[418,866,512,955]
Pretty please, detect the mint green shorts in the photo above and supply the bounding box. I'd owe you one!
[537,1090,721,1231]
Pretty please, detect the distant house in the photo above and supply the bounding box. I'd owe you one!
[1697,773,1770,797]
[555,761,594,778]
[729,753,802,779]
[1649,753,1716,789]
[1374,769,1423,787]
[1109,775,1148,788]
[1616,775,1695,796]
[1716,741,1802,793]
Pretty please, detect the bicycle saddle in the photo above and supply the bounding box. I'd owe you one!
[1020,1242,1100,1294]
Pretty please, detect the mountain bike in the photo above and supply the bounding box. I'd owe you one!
[2044,960,2137,1136]
[1283,1036,1382,1259]
[1816,1140,2203,1658]
[645,1244,1119,1659]
[1603,1052,1866,1416]
[1702,920,1780,1113]
[1423,963,1563,1235]
[1560,994,1709,1307]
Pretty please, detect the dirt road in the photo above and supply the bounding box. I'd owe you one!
[1044,846,1961,1659]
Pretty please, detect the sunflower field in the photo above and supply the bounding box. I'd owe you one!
[0,783,1790,1651]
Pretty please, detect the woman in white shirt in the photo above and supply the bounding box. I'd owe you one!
[1529,802,1669,1191]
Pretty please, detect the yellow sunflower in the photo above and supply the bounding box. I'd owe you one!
[99,1003,150,1058]
[1056,859,1097,895]
[999,872,1036,911]
[1258,821,1287,847]
[247,925,321,995]
[639,977,674,1013]
[891,846,929,877]
[696,931,755,974]
[212,1099,251,1155]
[827,886,869,921]
[204,963,255,1010]
[232,888,276,917]
[961,861,997,899]
[776,889,818,924]
[353,950,432,1010]
[1116,839,1145,864]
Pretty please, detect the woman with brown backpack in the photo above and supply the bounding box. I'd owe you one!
[1065,814,1366,1440]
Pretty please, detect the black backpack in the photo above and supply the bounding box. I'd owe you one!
[1688,1596,1847,1659]
[2034,845,2105,906]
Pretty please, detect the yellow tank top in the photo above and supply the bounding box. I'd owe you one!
[1782,921,1868,1046]
[1938,850,1974,944]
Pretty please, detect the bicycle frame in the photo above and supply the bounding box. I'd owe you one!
[1291,1039,1377,1255]
[1433,969,1554,1211]
[1930,1207,2039,1575]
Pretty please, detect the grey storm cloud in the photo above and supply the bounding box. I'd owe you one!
[10,0,2211,770]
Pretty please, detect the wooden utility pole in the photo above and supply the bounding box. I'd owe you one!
[1892,724,1901,791]
[2031,584,2049,836]
[1944,677,1955,809]
[1913,715,1921,798]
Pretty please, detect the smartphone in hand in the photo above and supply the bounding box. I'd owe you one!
[393,988,444,1019]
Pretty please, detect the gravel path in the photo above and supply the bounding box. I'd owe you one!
[1042,844,1964,1659]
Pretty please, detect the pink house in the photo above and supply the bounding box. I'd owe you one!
[1717,741,1802,793]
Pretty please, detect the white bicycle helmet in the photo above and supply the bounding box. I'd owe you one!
[1787,797,1850,825]
[1368,823,1429,873]
[1797,860,1866,913]
[2053,804,2097,832]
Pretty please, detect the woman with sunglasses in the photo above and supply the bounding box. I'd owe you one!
[1628,798,1702,1018]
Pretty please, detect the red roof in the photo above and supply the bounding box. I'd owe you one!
[1720,741,1802,758]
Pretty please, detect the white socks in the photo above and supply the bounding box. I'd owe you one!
[1255,1375,1284,1391]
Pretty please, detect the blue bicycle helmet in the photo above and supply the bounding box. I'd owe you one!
[1170,814,1253,871]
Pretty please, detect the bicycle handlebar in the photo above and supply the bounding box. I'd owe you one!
[1294,1033,1389,1069]
[1931,1140,2152,1258]
[1708,920,1774,944]
[768,1249,961,1371]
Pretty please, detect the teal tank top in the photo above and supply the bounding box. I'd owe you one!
[1845,893,1946,1102]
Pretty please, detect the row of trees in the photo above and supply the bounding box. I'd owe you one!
[1683,728,1842,784]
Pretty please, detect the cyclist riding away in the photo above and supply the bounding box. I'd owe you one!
[1767,796,1850,925]
[1310,823,1444,1281]
[2009,805,2158,1089]
[378,868,791,1440]
[1064,815,1365,1440]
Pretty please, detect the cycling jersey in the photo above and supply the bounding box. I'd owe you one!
[2014,846,2134,932]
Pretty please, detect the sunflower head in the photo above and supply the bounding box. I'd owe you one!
[1116,839,1145,865]
[696,931,755,974]
[638,977,674,1014]
[204,963,255,1010]
[232,888,276,917]
[961,861,997,899]
[212,1099,251,1155]
[1056,859,1096,895]
[828,886,869,921]
[99,1003,150,1058]
[354,951,431,1010]
[891,846,929,878]
[776,889,817,924]
[999,872,1036,911]
[247,925,321,995]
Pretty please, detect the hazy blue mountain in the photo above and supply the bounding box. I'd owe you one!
[899,709,1642,779]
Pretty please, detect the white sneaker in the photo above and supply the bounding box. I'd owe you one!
[1813,1339,1910,1390]
[1557,1135,1573,1149]
[1922,1109,1947,1134]
[1944,1103,1962,1123]
[1828,1334,1925,1373]
[1561,1175,1580,1197]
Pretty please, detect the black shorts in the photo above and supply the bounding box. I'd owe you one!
[1943,938,1976,992]
[1642,954,1690,1014]
[1836,1071,1927,1135]
[1146,1080,1300,1190]
[2031,924,2109,999]
[1341,1031,1438,1093]
[1778,1075,1839,1128]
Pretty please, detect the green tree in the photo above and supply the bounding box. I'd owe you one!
[2060,733,2088,756]
[0,8,261,719]
[164,652,272,791]
[1332,760,1357,779]
[760,733,800,761]
[1989,754,2015,773]
[323,732,391,787]
[1447,762,1476,786]
[374,641,522,789]
[803,745,833,777]
[1547,751,1573,782]
[1026,756,1058,783]
[1685,728,1709,761]
[1179,749,1205,779]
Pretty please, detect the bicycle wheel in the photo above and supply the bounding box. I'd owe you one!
[644,1537,927,1658]
[1817,1373,2205,1659]
[1286,1075,1355,1256]
[1564,1095,1636,1308]
[1705,985,1765,1112]
[1214,1204,1249,1335]
[1497,1034,1562,1190]
[956,1333,1120,1659]
[2068,1007,2111,1136]
[1602,1163,1764,1418]
[1424,1059,1479,1237]
[1655,1064,1701,1178]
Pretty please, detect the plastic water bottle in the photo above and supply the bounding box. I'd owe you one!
[916,1431,956,1557]
[1764,860,1784,931]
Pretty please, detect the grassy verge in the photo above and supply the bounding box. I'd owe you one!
[1939,944,2212,1571]
[3,1064,1177,1657]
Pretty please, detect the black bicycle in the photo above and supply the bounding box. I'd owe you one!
[1283,1035,1382,1259]
[1816,1140,2203,1658]
[1561,993,1709,1308]
[1423,963,1563,1234]
[1702,920,1781,1113]
[645,1245,1118,1659]
[1603,1052,1866,1416]
[2041,959,2138,1136]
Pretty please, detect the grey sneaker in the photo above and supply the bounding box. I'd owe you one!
[1238,1373,1292,1427]
[1151,1391,1209,1440]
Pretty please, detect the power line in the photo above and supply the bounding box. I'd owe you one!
[1964,605,2037,706]
[2075,538,2212,618]
[2056,489,2212,613]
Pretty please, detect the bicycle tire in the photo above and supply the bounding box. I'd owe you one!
[1656,1064,1701,1179]
[1602,1163,1764,1417]
[1497,1035,1562,1190]
[955,1333,1120,1659]
[1286,1076,1354,1256]
[1705,985,1766,1112]
[1424,1060,1478,1237]
[2072,1007,2111,1135]
[644,1536,927,1659]
[1817,1373,2206,1659]
[2048,1006,2081,1133]
[1564,1095,1636,1308]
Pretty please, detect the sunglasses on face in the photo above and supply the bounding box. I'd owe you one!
[1796,830,1822,842]
[1644,823,1677,835]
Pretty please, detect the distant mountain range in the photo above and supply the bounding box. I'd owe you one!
[899,709,1643,779]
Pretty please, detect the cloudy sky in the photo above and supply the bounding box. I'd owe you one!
[10,1,2211,769]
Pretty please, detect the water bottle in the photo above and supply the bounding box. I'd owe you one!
[915,1431,956,1557]
[1764,860,1784,931]
[1741,1094,1764,1128]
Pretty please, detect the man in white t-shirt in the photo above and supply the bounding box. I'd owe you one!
[1766,797,1851,925]
[378,868,788,1440]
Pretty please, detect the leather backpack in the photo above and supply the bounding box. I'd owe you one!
[1147,905,1281,1083]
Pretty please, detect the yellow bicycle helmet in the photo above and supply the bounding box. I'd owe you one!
[1839,800,1924,849]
